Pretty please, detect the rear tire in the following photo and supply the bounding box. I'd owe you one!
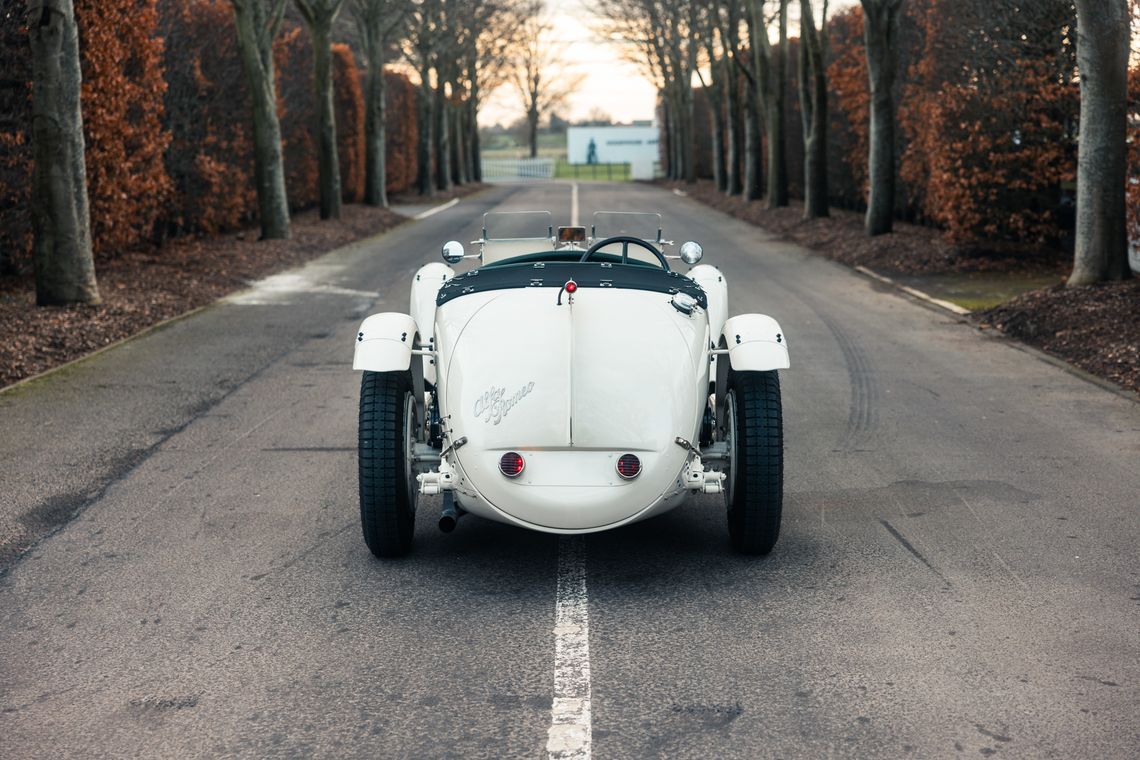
[726,370,783,555]
[358,371,416,557]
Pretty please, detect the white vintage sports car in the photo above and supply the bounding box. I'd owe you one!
[352,211,789,557]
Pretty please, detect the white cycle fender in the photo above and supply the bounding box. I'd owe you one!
[721,314,789,371]
[353,312,419,372]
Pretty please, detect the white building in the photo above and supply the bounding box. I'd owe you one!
[566,126,660,180]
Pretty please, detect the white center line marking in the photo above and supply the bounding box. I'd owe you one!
[413,197,459,220]
[546,536,591,760]
[571,182,580,226]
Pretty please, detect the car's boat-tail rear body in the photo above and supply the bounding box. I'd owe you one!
[436,283,708,532]
[352,210,790,557]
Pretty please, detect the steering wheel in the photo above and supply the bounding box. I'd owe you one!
[580,235,670,271]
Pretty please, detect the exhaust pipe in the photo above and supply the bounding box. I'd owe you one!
[438,494,463,533]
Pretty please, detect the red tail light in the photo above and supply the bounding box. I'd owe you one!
[616,454,641,479]
[499,452,525,478]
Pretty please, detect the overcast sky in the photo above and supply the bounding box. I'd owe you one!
[478,1,659,127]
[476,0,860,128]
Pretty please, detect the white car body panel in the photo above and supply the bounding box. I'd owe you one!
[686,264,728,342]
[409,262,454,385]
[433,288,707,531]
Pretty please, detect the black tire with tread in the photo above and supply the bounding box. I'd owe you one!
[358,370,415,557]
[727,370,783,555]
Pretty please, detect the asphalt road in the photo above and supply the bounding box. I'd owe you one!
[1,182,1138,759]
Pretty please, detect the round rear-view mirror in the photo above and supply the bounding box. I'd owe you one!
[442,240,465,264]
[680,241,704,265]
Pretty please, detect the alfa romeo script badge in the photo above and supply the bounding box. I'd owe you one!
[474,382,535,425]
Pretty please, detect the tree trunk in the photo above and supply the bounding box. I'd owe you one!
[232,0,291,239]
[706,59,726,192]
[452,105,461,185]
[724,59,743,196]
[800,0,829,219]
[416,80,434,196]
[1069,0,1131,285]
[670,92,679,180]
[861,0,901,236]
[434,83,451,191]
[465,95,478,182]
[798,13,812,203]
[28,0,99,305]
[527,105,539,159]
[766,0,788,208]
[744,84,763,201]
[467,91,482,182]
[311,20,342,219]
[682,83,696,183]
[362,50,387,206]
[354,1,389,208]
[671,102,683,179]
[452,101,466,185]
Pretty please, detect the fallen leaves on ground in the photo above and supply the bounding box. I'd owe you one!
[665,179,1136,396]
[978,281,1140,394]
[0,203,407,387]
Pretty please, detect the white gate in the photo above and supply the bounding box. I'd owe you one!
[481,158,556,182]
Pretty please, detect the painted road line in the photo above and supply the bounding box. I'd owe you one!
[571,183,580,226]
[854,265,971,316]
[413,197,460,220]
[546,536,591,760]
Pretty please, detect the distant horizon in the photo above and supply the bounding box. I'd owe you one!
[478,116,658,131]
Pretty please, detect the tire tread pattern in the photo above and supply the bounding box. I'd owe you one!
[728,370,783,555]
[358,371,414,557]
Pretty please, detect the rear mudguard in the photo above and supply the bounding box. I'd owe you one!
[353,311,426,423]
[720,314,789,371]
[714,313,788,437]
[353,312,418,372]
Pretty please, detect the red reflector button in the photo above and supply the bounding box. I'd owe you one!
[499,452,525,478]
[564,280,577,293]
[616,454,641,479]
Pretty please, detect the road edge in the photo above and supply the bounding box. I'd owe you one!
[0,303,217,397]
[851,257,1139,403]
[0,204,460,398]
[662,186,1137,403]
[852,265,971,315]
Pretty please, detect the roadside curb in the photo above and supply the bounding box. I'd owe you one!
[852,265,971,316]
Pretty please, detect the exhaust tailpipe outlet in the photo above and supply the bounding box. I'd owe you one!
[438,494,463,533]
